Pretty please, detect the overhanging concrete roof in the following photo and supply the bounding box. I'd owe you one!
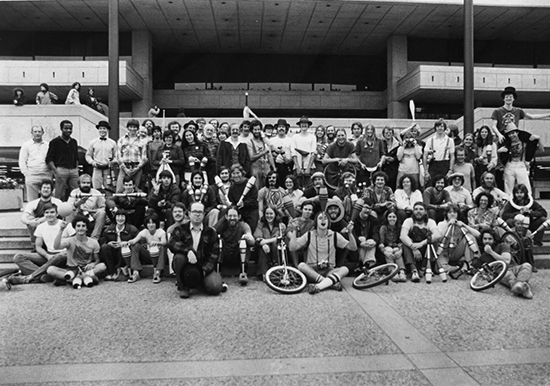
[1,0,549,56]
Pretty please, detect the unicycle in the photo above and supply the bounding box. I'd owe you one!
[469,260,508,291]
[352,263,399,289]
[265,228,307,294]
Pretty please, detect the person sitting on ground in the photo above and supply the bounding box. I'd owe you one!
[511,214,537,272]
[378,208,406,282]
[444,172,474,222]
[254,206,286,281]
[423,174,451,223]
[181,171,220,227]
[105,177,148,228]
[400,202,441,282]
[47,215,106,288]
[169,202,223,299]
[148,170,181,229]
[477,228,534,299]
[67,174,106,239]
[127,213,167,284]
[501,183,547,247]
[21,179,63,248]
[9,203,75,285]
[472,171,508,214]
[394,174,423,223]
[362,171,396,219]
[227,164,259,233]
[289,211,357,295]
[333,172,360,222]
[286,200,315,267]
[437,204,480,277]
[213,206,256,285]
[325,199,353,267]
[353,200,380,272]
[100,209,139,281]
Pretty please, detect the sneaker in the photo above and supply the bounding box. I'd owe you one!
[397,271,407,282]
[152,271,161,284]
[221,282,228,293]
[331,282,343,291]
[411,270,420,283]
[449,268,464,280]
[121,267,130,277]
[128,271,140,283]
[179,288,190,299]
[511,282,524,295]
[7,274,31,285]
[308,284,320,295]
[238,272,249,286]
[522,283,534,299]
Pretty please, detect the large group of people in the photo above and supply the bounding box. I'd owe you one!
[10,86,548,299]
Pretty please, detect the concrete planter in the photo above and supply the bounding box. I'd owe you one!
[0,189,24,210]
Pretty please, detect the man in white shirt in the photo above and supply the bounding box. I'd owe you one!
[85,120,117,190]
[423,119,455,182]
[292,116,316,188]
[9,203,75,285]
[18,125,52,201]
[269,119,294,186]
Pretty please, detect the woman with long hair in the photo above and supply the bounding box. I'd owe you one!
[378,208,406,282]
[381,126,401,191]
[254,206,286,280]
[181,129,210,184]
[313,125,327,173]
[474,125,498,187]
[13,88,26,106]
[65,82,81,105]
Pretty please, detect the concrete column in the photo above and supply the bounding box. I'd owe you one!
[386,35,408,119]
[132,30,153,118]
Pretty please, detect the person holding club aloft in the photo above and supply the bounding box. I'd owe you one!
[227,164,259,233]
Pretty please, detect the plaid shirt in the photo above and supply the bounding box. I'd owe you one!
[117,135,147,164]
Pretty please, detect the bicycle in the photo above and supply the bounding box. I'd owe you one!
[352,262,399,289]
[265,225,307,294]
[323,162,357,190]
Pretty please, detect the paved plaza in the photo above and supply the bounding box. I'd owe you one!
[1,268,549,386]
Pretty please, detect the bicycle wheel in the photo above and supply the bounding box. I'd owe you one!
[352,263,399,290]
[323,164,357,190]
[469,260,508,292]
[265,265,307,294]
[500,231,525,265]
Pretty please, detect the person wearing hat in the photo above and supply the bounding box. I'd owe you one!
[269,119,294,186]
[444,172,473,221]
[116,119,148,192]
[169,202,223,298]
[85,120,117,190]
[498,122,541,196]
[303,171,335,213]
[491,86,550,143]
[99,207,139,281]
[292,116,316,188]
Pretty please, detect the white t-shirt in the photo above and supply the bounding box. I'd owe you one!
[269,136,293,162]
[34,220,75,253]
[137,228,166,245]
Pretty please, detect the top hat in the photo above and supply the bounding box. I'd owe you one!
[501,86,518,99]
[96,120,111,130]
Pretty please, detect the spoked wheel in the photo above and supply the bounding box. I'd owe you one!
[323,164,357,190]
[470,260,508,292]
[352,263,399,290]
[500,231,525,265]
[265,265,307,294]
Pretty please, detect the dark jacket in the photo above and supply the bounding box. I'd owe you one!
[153,145,185,177]
[501,199,547,222]
[168,223,220,275]
[216,141,250,175]
[100,223,139,245]
[498,131,539,165]
[148,184,181,213]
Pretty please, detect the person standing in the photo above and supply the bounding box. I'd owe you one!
[216,123,251,175]
[269,119,294,187]
[291,116,317,188]
[35,83,58,105]
[18,125,52,201]
[248,119,275,191]
[423,119,455,183]
[65,82,81,105]
[46,120,79,200]
[116,119,148,192]
[85,120,117,191]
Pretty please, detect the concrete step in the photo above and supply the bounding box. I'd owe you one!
[0,237,32,250]
[0,228,28,237]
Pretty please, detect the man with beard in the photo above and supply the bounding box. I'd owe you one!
[362,171,396,219]
[18,125,52,201]
[9,203,75,285]
[269,119,294,186]
[85,120,117,191]
[166,203,187,277]
[212,167,232,209]
[216,123,251,176]
[258,171,287,218]
[352,199,381,271]
[472,172,508,214]
[153,130,184,187]
[201,123,220,184]
[46,120,79,200]
[303,172,335,214]
[248,119,275,191]
[239,120,252,145]
[400,202,441,282]
[444,172,473,222]
[227,164,259,233]
[323,129,359,188]
[214,206,256,285]
[167,121,183,148]
[325,125,336,145]
[501,183,547,246]
[291,116,317,188]
[105,178,148,228]
[169,202,223,298]
[148,170,181,229]
[290,211,357,295]
[333,172,359,221]
[325,199,355,267]
[423,175,451,223]
[67,174,106,239]
[21,179,63,247]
